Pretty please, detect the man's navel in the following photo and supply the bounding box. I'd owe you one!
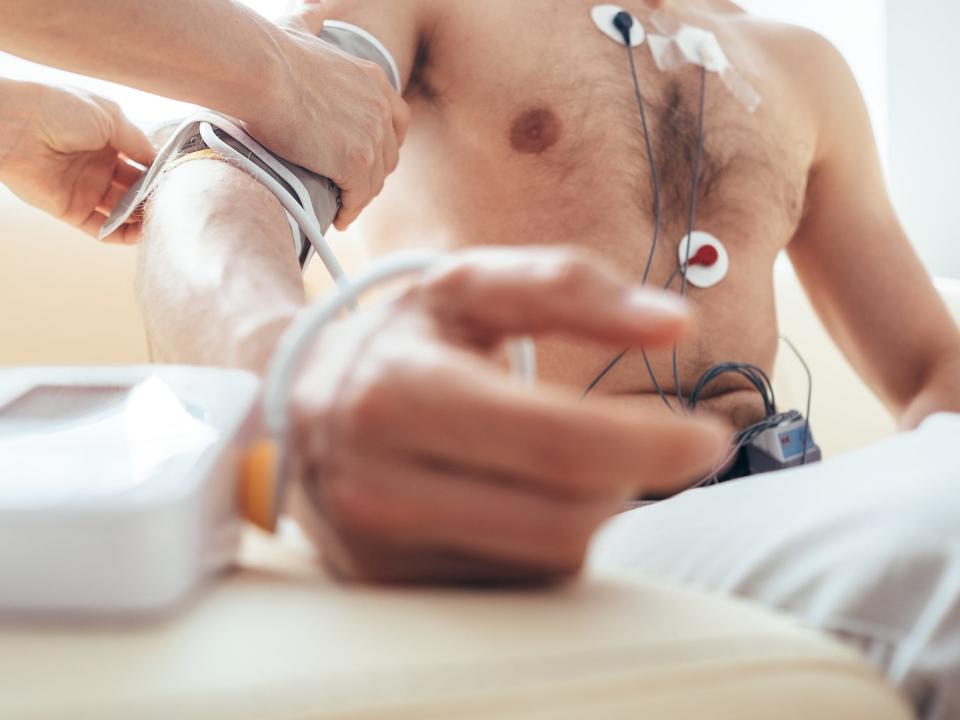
[509,107,562,154]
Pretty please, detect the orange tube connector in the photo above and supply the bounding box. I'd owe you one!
[238,439,280,533]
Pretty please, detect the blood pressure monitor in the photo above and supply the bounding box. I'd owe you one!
[0,366,260,616]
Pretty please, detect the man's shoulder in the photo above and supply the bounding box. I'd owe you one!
[732,15,855,102]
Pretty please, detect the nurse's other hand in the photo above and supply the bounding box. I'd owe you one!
[287,247,729,586]
[0,79,155,244]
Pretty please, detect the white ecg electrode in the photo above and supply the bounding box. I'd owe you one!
[678,231,729,289]
[591,5,645,46]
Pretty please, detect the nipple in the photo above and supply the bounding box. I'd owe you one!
[510,107,562,154]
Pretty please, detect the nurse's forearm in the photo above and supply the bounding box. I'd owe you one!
[138,158,305,374]
[0,0,289,129]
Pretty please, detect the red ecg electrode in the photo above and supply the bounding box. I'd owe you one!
[689,245,719,268]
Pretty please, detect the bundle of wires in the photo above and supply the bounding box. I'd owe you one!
[687,362,776,415]
[692,338,814,485]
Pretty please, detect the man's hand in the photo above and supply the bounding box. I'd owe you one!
[0,79,155,243]
[287,248,729,585]
[253,1,410,231]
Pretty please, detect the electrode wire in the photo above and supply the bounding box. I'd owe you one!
[780,335,813,466]
[687,361,776,415]
[627,36,664,287]
[672,65,708,412]
[585,54,709,410]
[689,336,814,487]
[583,26,675,409]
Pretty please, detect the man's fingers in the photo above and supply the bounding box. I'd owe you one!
[311,454,616,577]
[331,351,729,500]
[421,248,689,349]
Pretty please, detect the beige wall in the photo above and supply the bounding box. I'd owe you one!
[0,188,365,367]
[0,189,149,366]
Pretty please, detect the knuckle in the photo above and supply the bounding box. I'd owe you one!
[549,512,593,560]
[362,59,386,81]
[348,143,377,170]
[419,260,476,306]
[338,191,361,212]
[361,143,378,167]
[100,97,122,116]
[289,398,330,456]
[552,553,586,578]
[342,385,386,437]
[540,250,597,294]
[384,152,398,173]
[322,478,369,534]
[338,366,398,437]
[367,118,386,144]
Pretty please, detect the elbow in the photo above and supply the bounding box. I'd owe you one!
[896,347,960,431]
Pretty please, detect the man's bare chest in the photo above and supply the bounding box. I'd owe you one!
[380,0,816,267]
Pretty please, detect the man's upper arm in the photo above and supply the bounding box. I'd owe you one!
[322,0,425,92]
[787,32,960,417]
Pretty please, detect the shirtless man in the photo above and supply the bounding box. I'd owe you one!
[138,1,960,713]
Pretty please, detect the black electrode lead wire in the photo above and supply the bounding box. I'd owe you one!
[583,28,675,408]
[672,65,708,412]
[585,55,708,412]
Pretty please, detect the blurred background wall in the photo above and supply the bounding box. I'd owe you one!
[885,0,960,278]
[1,0,956,366]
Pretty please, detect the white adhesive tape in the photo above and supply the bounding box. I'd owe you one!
[647,11,762,113]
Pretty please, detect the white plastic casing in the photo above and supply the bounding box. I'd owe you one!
[0,366,260,616]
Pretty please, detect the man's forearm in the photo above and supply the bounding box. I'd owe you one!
[138,158,305,374]
[0,0,289,128]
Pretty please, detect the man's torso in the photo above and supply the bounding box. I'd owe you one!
[358,0,821,428]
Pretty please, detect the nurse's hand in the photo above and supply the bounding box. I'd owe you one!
[287,248,729,585]
[266,1,410,232]
[0,79,155,243]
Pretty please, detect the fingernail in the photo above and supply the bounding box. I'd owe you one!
[625,289,687,316]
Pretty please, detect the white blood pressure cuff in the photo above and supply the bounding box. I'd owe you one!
[101,21,401,271]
